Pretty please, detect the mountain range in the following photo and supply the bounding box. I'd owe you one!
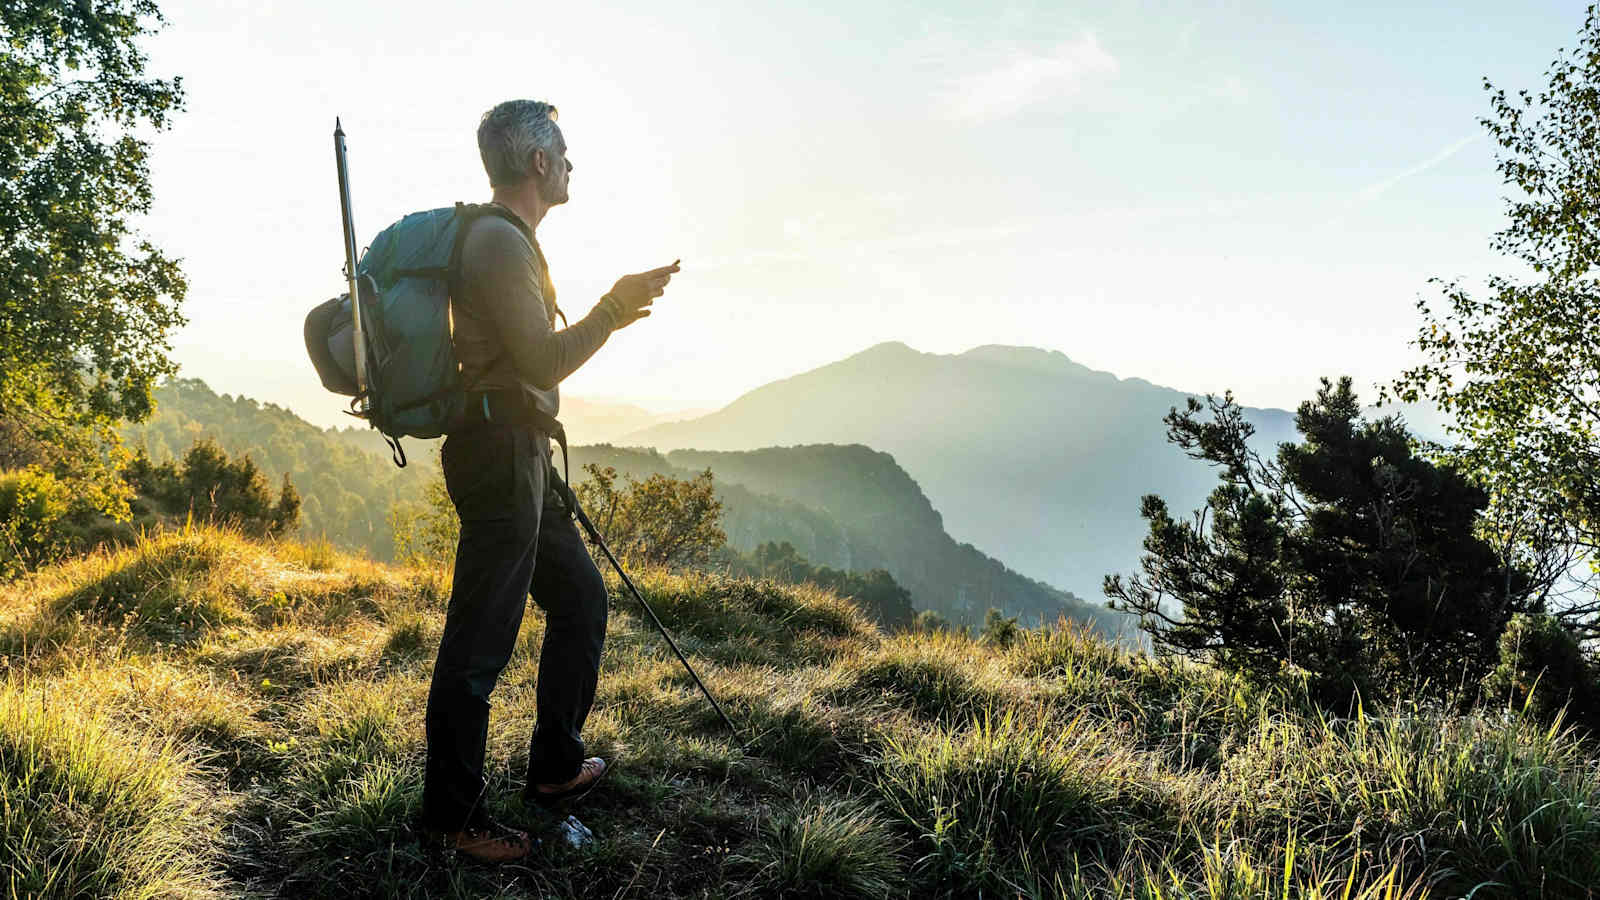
[126,379,1106,630]
[567,444,1115,630]
[624,342,1307,602]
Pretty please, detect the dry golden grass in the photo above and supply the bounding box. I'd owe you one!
[1,525,1596,898]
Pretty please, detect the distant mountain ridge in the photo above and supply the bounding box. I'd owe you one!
[568,443,1115,630]
[625,342,1305,601]
[128,379,1106,630]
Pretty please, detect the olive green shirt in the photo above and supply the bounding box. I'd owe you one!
[452,208,622,420]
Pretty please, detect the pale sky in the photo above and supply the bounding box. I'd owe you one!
[138,0,1585,430]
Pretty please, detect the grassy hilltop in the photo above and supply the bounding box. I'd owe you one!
[3,529,1600,899]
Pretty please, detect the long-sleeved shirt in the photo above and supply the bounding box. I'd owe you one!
[451,206,621,420]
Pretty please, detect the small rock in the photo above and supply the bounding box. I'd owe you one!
[557,814,594,848]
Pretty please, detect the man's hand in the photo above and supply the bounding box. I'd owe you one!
[605,260,680,328]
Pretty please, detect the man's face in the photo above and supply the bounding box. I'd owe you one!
[536,124,572,206]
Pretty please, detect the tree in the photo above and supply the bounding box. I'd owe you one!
[389,469,457,567]
[271,474,301,537]
[125,439,300,536]
[1,1,186,509]
[736,540,917,628]
[980,608,1021,648]
[576,464,727,568]
[1107,378,1534,709]
[913,609,953,633]
[1390,6,1600,634]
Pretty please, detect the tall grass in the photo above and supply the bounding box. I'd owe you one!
[875,708,1162,892]
[0,681,220,899]
[733,793,907,898]
[2,525,1599,897]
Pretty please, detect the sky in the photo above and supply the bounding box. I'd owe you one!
[137,0,1591,430]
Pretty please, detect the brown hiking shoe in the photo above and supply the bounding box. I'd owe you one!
[435,819,533,864]
[525,756,609,805]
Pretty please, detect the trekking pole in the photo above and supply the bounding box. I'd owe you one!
[333,118,368,412]
[550,474,745,747]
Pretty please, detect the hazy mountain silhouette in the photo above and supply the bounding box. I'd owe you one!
[569,443,1118,631]
[625,342,1304,601]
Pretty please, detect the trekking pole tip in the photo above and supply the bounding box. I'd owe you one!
[335,116,344,134]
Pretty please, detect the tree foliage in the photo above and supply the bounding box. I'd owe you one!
[733,540,916,628]
[0,466,74,576]
[1108,378,1533,709]
[126,439,300,537]
[127,379,421,557]
[576,464,727,568]
[388,471,456,568]
[1390,6,1600,629]
[1483,612,1600,730]
[1,1,186,466]
[979,608,1021,647]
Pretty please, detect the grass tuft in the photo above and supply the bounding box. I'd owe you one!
[733,793,907,898]
[875,708,1164,892]
[0,680,220,899]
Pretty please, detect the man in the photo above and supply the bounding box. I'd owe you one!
[420,98,679,863]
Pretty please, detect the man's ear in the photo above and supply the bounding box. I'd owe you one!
[532,147,548,178]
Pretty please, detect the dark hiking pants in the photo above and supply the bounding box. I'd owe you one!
[420,422,608,832]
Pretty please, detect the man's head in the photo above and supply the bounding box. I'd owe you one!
[477,99,571,206]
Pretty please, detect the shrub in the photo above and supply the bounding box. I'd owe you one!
[979,607,1020,648]
[387,469,457,568]
[1482,612,1600,730]
[913,609,953,632]
[576,463,726,567]
[0,466,74,576]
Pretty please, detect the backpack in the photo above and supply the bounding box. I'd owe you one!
[303,202,522,467]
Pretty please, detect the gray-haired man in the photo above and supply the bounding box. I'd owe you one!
[420,99,678,863]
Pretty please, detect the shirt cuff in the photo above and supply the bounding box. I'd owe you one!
[595,293,625,329]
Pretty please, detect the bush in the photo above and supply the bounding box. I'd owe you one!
[387,469,456,568]
[1483,613,1600,729]
[979,607,1020,647]
[576,463,726,567]
[0,466,74,576]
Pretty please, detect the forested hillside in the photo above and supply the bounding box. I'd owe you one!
[625,342,1306,601]
[570,444,1116,629]
[122,379,422,558]
[125,380,1109,630]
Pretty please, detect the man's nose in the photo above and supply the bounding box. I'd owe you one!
[566,159,574,173]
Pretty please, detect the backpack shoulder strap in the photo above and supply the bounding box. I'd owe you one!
[447,202,567,326]
[447,201,528,282]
